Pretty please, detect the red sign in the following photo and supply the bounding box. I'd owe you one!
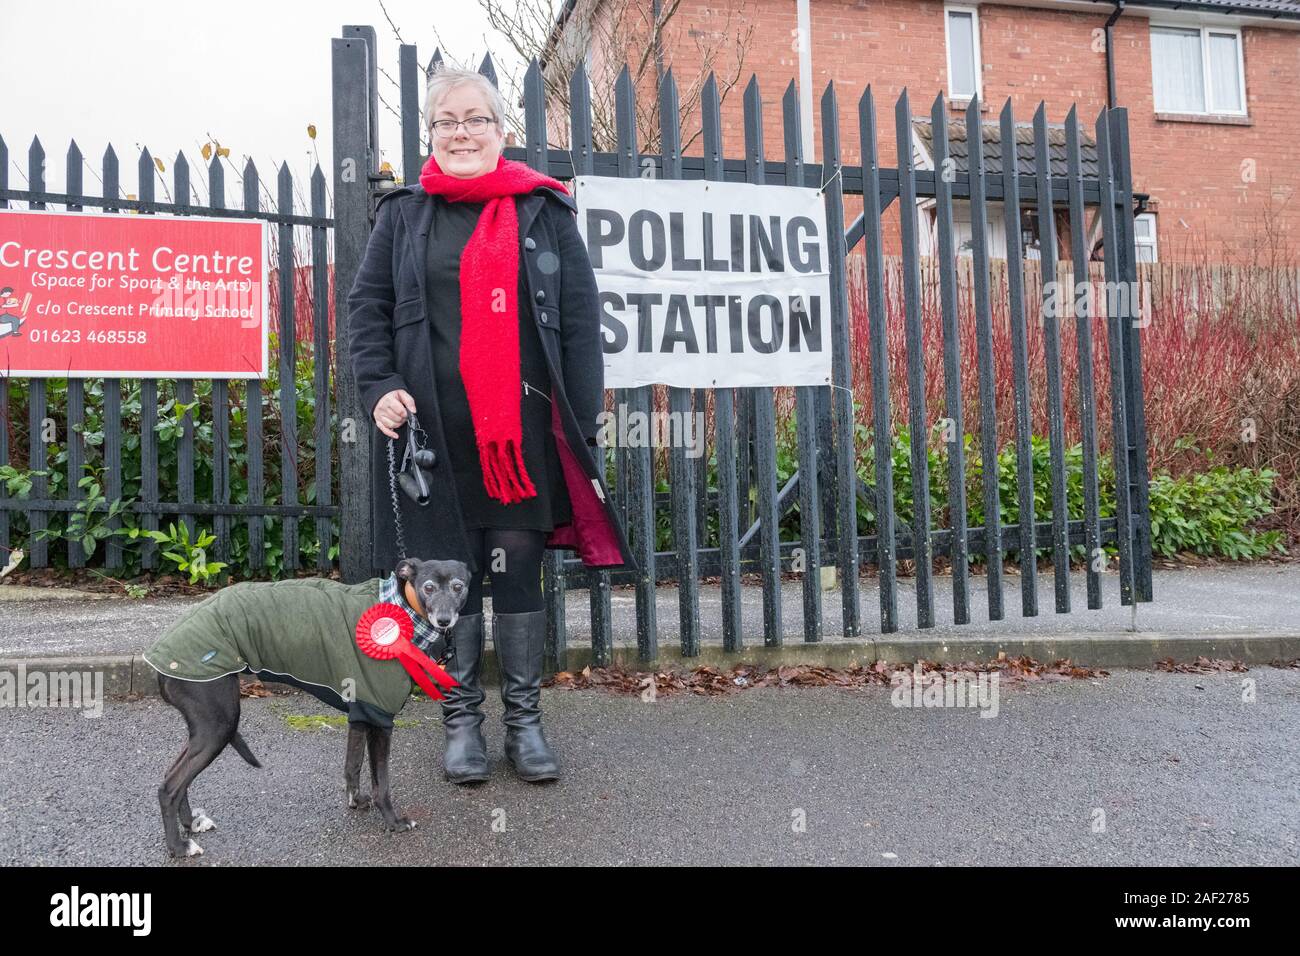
[0,209,268,378]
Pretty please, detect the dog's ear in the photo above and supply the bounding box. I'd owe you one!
[395,558,420,582]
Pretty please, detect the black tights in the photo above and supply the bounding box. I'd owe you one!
[460,527,547,615]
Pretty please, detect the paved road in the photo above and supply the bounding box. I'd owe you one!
[2,563,1299,658]
[2,668,1296,865]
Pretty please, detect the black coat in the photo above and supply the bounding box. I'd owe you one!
[346,181,637,578]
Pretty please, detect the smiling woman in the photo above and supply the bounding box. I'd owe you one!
[346,65,635,790]
[422,70,507,179]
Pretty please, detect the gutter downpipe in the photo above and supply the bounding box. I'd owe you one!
[797,0,815,160]
[1105,1,1126,108]
[1102,3,1146,215]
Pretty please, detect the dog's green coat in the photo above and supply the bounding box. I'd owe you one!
[143,577,417,723]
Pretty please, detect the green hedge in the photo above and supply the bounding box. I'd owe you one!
[0,370,1285,581]
[665,417,1284,564]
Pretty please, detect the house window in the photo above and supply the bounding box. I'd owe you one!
[1150,24,1246,115]
[949,202,1009,259]
[1021,208,1042,260]
[1134,212,1158,262]
[945,5,982,100]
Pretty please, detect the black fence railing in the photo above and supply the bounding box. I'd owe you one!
[0,24,1152,673]
[330,26,1153,670]
[0,133,336,581]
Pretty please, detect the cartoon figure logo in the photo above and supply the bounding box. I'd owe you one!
[0,286,30,340]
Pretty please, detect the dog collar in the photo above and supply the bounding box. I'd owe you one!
[377,573,441,656]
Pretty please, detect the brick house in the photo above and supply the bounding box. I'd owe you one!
[544,0,1300,262]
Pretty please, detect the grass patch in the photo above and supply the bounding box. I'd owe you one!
[282,713,421,730]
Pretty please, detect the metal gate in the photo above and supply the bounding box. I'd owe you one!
[332,26,1154,668]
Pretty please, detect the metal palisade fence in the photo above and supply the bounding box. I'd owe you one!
[0,24,1152,671]
[331,27,1154,670]
[0,121,337,579]
[329,31,1156,667]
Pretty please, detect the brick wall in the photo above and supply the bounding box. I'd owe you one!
[572,0,1299,262]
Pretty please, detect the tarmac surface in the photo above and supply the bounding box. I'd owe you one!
[1,667,1296,866]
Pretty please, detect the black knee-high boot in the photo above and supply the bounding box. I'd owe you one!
[439,612,490,784]
[492,609,559,782]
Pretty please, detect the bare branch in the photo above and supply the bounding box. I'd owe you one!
[377,0,406,45]
[388,0,756,161]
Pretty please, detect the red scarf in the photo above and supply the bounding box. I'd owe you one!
[419,153,570,504]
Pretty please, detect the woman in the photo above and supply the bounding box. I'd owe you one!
[346,67,636,786]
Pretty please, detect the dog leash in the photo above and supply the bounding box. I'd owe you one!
[385,412,457,667]
[386,411,433,560]
[388,385,547,551]
[387,431,408,561]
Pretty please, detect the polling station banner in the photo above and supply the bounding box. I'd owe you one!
[575,176,833,389]
[0,208,268,378]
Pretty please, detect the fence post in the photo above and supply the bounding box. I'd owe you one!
[209,157,232,580]
[64,141,88,571]
[1109,107,1153,604]
[895,90,936,628]
[27,137,49,569]
[999,100,1038,617]
[136,147,159,572]
[858,86,898,633]
[333,31,377,582]
[311,166,333,572]
[1095,108,1136,607]
[399,43,422,187]
[965,96,1003,621]
[1033,103,1071,614]
[659,69,702,657]
[743,76,785,648]
[699,73,743,652]
[608,64,659,664]
[1064,106,1104,612]
[933,94,971,625]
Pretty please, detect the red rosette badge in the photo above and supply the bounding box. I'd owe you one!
[355,602,459,701]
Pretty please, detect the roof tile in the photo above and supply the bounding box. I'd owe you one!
[912,118,1100,180]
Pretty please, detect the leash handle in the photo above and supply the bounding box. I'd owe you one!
[387,411,434,558]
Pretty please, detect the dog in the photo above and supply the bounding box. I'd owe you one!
[147,557,471,859]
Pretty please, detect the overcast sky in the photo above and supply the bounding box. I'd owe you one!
[0,0,529,211]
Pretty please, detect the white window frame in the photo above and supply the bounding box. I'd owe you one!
[1149,22,1247,117]
[945,4,983,102]
[1133,212,1158,263]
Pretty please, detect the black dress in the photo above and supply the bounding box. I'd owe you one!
[424,195,572,532]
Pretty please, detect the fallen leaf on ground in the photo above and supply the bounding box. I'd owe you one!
[1155,656,1249,674]
[542,656,1109,697]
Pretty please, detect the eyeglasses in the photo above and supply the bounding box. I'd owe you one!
[431,116,496,138]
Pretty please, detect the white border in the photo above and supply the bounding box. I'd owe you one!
[0,206,271,379]
[945,4,984,101]
[1148,21,1247,116]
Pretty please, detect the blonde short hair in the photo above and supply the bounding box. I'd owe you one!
[423,68,506,139]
